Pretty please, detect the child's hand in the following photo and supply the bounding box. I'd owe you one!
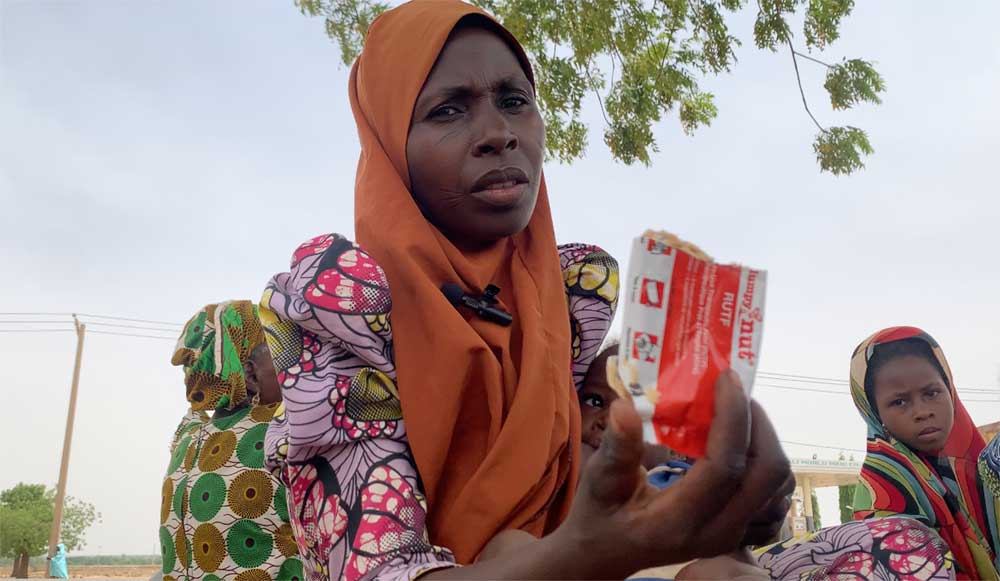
[552,370,792,578]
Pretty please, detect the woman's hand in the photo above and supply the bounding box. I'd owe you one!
[425,370,791,580]
[477,530,535,562]
[675,549,770,580]
[553,370,791,578]
[640,442,687,469]
[742,470,795,547]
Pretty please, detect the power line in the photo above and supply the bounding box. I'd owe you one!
[84,321,182,333]
[756,383,846,396]
[77,313,183,328]
[759,371,1000,394]
[0,329,76,333]
[0,312,73,316]
[87,330,176,341]
[781,440,867,453]
[759,371,849,386]
[756,382,1000,404]
[0,320,75,324]
[0,312,183,328]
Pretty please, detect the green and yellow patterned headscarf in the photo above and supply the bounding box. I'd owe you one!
[171,300,264,411]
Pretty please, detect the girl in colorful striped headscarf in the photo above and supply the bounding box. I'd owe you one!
[851,326,1000,579]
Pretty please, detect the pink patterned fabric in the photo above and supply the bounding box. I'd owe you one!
[261,234,618,581]
[756,517,956,580]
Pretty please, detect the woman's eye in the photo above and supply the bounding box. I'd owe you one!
[582,394,604,409]
[501,95,529,109]
[890,399,907,407]
[430,105,461,119]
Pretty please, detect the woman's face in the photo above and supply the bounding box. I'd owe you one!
[246,343,282,405]
[872,354,954,452]
[406,25,544,249]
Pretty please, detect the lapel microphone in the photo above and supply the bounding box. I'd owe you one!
[440,283,513,327]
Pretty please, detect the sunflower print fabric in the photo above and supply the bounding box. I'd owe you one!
[161,404,301,581]
[259,234,618,581]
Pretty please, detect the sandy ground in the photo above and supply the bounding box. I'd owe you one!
[1,564,159,579]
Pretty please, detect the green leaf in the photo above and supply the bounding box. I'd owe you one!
[297,0,882,173]
[813,126,873,175]
[302,0,390,67]
[0,483,99,559]
[679,91,718,134]
[824,58,885,109]
[753,0,796,51]
[804,0,854,49]
[689,1,740,72]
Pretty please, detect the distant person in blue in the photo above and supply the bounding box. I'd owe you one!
[47,543,68,579]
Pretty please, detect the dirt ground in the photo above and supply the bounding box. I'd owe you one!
[16,563,159,579]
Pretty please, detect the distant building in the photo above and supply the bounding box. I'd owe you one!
[786,457,862,538]
[979,421,1000,443]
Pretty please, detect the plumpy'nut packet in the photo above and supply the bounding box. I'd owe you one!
[617,230,766,458]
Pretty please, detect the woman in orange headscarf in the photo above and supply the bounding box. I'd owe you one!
[261,2,791,580]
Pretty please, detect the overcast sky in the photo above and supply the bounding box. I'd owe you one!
[2,0,998,556]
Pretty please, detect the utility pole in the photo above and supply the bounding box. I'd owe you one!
[48,315,85,558]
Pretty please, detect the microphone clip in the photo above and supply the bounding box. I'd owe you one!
[480,284,502,306]
[441,283,514,327]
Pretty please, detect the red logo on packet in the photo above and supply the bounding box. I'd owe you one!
[645,239,674,255]
[639,278,666,308]
[632,332,660,363]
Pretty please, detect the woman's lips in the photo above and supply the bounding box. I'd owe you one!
[471,181,528,207]
[469,167,530,208]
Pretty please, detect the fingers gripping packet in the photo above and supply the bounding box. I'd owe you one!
[617,230,766,458]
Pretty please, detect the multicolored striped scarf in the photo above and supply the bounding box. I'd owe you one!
[851,326,1000,579]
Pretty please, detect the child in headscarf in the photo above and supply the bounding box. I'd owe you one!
[847,326,1000,579]
[160,300,299,581]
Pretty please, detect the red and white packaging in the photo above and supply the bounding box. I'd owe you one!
[618,233,767,458]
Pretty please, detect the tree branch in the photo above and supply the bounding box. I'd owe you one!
[584,61,611,126]
[793,50,834,69]
[788,40,827,134]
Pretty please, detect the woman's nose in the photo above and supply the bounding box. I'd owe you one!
[473,109,518,156]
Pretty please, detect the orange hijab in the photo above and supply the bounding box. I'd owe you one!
[349,0,578,563]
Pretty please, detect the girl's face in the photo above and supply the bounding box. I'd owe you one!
[872,354,954,452]
[406,25,544,250]
[579,352,619,466]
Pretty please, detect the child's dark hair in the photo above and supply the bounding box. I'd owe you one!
[864,338,949,414]
[596,340,619,361]
[584,341,620,384]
